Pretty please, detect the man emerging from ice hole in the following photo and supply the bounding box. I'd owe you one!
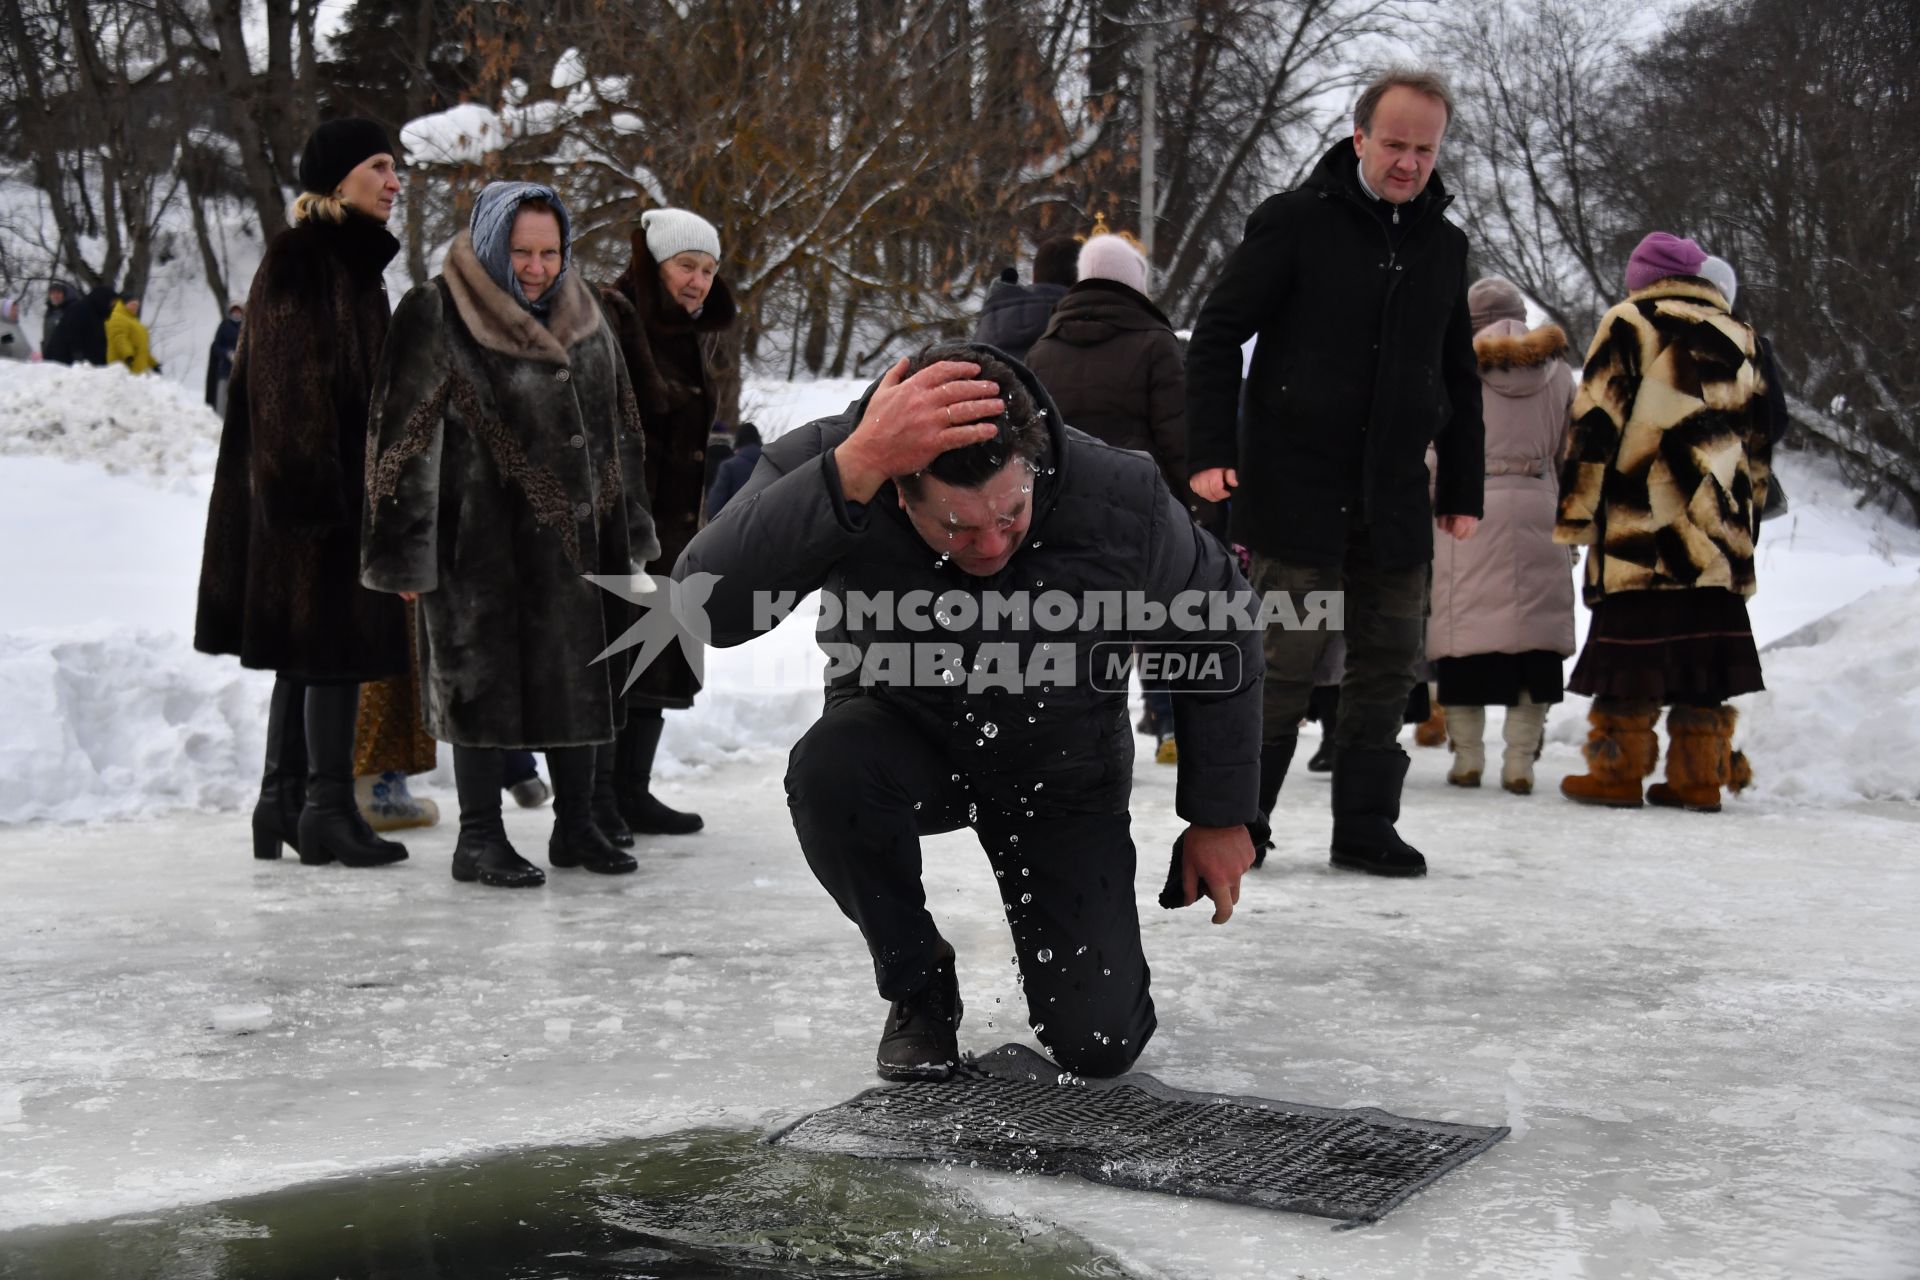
[676,341,1261,1080]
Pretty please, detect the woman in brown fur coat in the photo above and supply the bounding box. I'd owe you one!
[1555,233,1770,812]
[1427,277,1576,795]
[194,119,410,870]
[362,181,658,888]
[597,207,737,840]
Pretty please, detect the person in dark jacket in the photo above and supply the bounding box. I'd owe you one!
[677,341,1261,1082]
[1025,231,1194,761]
[598,207,736,843]
[705,421,761,519]
[41,281,75,349]
[970,235,1078,364]
[1186,67,1485,879]
[43,284,116,367]
[193,118,411,870]
[363,181,659,888]
[205,303,243,414]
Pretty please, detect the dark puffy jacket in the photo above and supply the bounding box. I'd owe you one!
[705,441,760,519]
[1025,278,1188,499]
[676,347,1262,828]
[971,277,1067,365]
[205,314,242,407]
[43,285,116,367]
[1186,140,1484,570]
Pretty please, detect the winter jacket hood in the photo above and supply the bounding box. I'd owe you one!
[1035,277,1173,343]
[972,278,1067,364]
[1474,320,1567,398]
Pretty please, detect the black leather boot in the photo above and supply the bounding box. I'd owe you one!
[591,739,633,847]
[1329,747,1427,877]
[450,747,546,888]
[549,746,638,874]
[615,711,702,835]
[876,939,964,1081]
[251,675,308,860]
[1250,737,1296,868]
[1307,687,1338,772]
[296,684,407,868]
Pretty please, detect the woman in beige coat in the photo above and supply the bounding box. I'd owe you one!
[1427,277,1575,793]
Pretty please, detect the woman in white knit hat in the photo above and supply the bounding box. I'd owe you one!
[597,208,737,842]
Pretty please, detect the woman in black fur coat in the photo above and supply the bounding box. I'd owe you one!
[362,181,658,888]
[194,119,411,871]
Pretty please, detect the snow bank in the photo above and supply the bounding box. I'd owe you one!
[400,103,511,166]
[0,361,219,484]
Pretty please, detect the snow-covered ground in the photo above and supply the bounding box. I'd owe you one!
[2,360,1918,1276]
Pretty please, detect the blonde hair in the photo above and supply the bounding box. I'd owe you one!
[290,191,350,226]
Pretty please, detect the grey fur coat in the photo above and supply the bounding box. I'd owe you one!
[361,232,659,749]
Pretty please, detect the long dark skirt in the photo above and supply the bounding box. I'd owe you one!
[1436,650,1566,706]
[1568,588,1764,706]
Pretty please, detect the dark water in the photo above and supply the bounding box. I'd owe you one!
[0,1129,1135,1279]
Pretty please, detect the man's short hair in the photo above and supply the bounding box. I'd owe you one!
[1033,236,1080,287]
[1353,66,1455,133]
[733,421,761,448]
[896,342,1051,496]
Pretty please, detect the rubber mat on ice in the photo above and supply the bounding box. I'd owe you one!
[768,1043,1508,1226]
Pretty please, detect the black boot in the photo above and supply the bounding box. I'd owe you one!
[1306,686,1338,772]
[1330,747,1427,877]
[549,746,638,874]
[876,939,964,1081]
[451,746,545,888]
[251,675,308,860]
[1250,737,1296,869]
[296,685,407,868]
[615,711,703,835]
[591,739,633,848]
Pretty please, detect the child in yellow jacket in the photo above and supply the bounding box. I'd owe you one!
[104,298,158,373]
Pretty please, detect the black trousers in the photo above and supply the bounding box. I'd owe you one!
[785,696,1155,1077]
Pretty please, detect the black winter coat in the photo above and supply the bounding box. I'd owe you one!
[601,230,738,709]
[971,278,1067,364]
[361,233,658,749]
[705,441,760,519]
[676,347,1262,828]
[194,214,409,683]
[1025,278,1188,500]
[43,286,114,367]
[1186,140,1483,570]
[205,315,242,408]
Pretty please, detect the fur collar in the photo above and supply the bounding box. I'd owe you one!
[1474,323,1568,371]
[442,230,601,365]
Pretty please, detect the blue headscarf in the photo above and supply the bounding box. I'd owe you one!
[469,181,572,320]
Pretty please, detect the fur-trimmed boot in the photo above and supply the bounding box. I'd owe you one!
[1559,699,1660,808]
[1444,705,1486,786]
[1501,696,1548,795]
[1648,705,1750,813]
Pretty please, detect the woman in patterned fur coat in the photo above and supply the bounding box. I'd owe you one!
[362,181,658,889]
[1556,232,1771,813]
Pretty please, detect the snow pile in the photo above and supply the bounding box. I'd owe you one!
[400,103,512,167]
[1745,580,1920,804]
[0,361,220,484]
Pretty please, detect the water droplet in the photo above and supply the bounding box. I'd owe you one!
[1102,968,1111,976]
[950,773,961,782]
[1027,715,1036,723]
[1020,866,1029,876]
[939,669,957,684]
[1036,949,1052,964]
[975,737,984,746]
[913,801,922,810]
[982,722,999,738]
[1021,893,1033,904]
[965,712,975,722]
[1075,945,1087,955]
[1033,782,1044,790]
[1020,483,1032,494]
[1009,835,1019,845]
[1026,810,1035,817]
[1035,579,1044,587]
[995,868,1004,877]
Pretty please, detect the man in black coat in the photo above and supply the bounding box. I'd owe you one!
[970,235,1078,364]
[677,341,1260,1081]
[43,284,116,367]
[1186,68,1485,879]
[704,420,762,519]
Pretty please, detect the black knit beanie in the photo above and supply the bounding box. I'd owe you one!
[297,119,394,196]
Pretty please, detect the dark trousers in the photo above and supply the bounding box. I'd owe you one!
[1249,524,1427,750]
[784,696,1155,1077]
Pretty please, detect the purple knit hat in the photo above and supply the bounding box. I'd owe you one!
[1625,231,1708,292]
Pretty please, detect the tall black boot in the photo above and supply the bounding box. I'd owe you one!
[251,675,308,860]
[1249,736,1296,869]
[615,711,702,835]
[1307,687,1339,773]
[550,746,638,873]
[296,684,408,867]
[451,746,544,888]
[1330,747,1427,877]
[591,738,633,848]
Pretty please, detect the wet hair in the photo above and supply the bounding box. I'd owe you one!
[1033,236,1080,287]
[896,341,1050,497]
[1353,66,1455,133]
